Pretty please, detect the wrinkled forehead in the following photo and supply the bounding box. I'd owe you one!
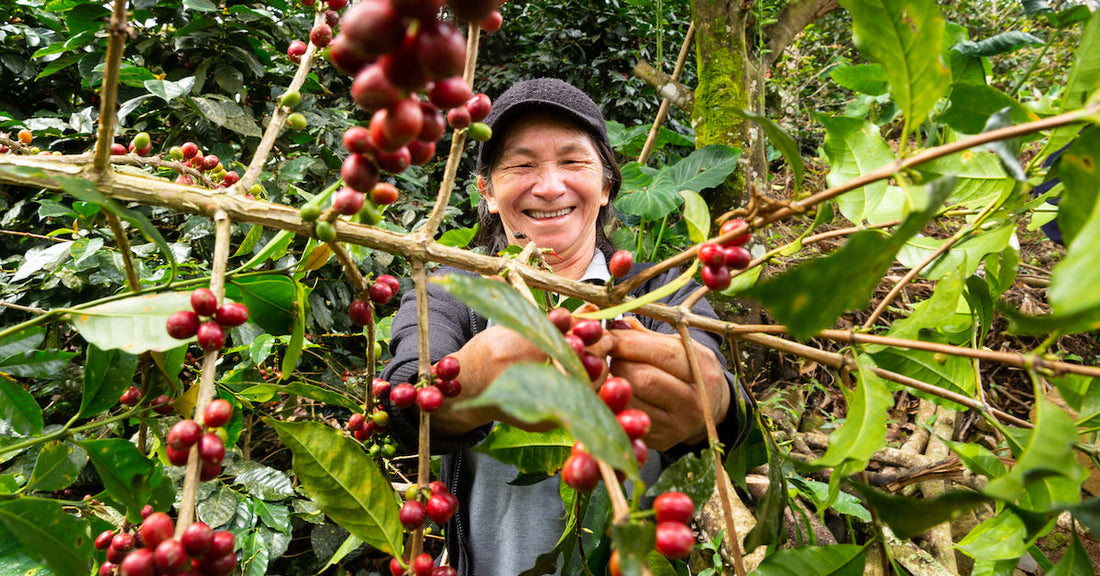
[490,111,599,167]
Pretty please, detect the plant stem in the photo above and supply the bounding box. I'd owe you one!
[92,0,129,173]
[637,22,695,165]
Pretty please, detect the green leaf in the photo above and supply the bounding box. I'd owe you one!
[233,461,295,501]
[144,77,195,101]
[575,261,699,320]
[838,0,951,134]
[1050,140,1100,325]
[474,425,572,475]
[80,439,154,522]
[1047,531,1095,576]
[752,544,867,576]
[743,426,787,553]
[873,346,975,408]
[611,522,656,576]
[0,349,77,379]
[849,482,989,539]
[951,32,1044,57]
[184,0,218,11]
[433,274,586,380]
[0,326,45,362]
[942,438,1008,478]
[457,363,636,476]
[817,114,896,225]
[956,512,1029,561]
[615,145,740,221]
[939,84,1031,136]
[239,381,359,411]
[79,345,139,418]
[0,378,44,436]
[747,178,952,339]
[1040,12,1100,158]
[266,419,402,557]
[732,108,804,192]
[897,221,1015,281]
[1066,496,1100,540]
[0,498,93,576]
[226,275,298,336]
[27,441,86,492]
[0,522,52,575]
[985,400,1085,510]
[830,63,888,96]
[281,280,308,380]
[787,475,871,522]
[438,226,477,248]
[69,292,194,354]
[645,449,716,510]
[679,190,710,244]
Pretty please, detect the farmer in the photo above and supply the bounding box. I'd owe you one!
[381,77,754,576]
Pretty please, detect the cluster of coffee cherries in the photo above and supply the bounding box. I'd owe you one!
[698,218,753,291]
[391,481,460,575]
[95,508,237,576]
[561,375,651,494]
[607,492,696,573]
[164,399,233,480]
[348,274,402,326]
[384,354,463,415]
[165,288,250,352]
[1,128,35,154]
[107,131,153,157]
[119,385,176,415]
[167,141,240,189]
[546,308,617,382]
[346,378,397,459]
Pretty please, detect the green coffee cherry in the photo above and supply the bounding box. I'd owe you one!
[132,132,151,150]
[169,146,184,161]
[315,220,337,242]
[300,203,323,222]
[357,201,382,226]
[287,112,307,130]
[468,122,492,142]
[280,89,301,108]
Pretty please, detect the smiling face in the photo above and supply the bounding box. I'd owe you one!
[484,112,611,279]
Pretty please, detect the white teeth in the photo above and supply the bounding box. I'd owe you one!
[527,208,572,219]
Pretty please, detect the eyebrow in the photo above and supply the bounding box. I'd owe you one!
[501,141,594,161]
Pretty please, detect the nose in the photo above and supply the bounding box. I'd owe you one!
[530,163,568,199]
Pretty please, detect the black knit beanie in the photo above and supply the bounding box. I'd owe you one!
[475,78,610,174]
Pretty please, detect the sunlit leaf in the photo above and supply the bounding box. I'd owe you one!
[0,498,93,576]
[69,292,194,354]
[27,441,86,492]
[957,512,1029,561]
[615,145,740,221]
[830,63,888,96]
[817,114,895,225]
[985,400,1085,510]
[679,190,710,244]
[474,425,572,476]
[752,544,867,575]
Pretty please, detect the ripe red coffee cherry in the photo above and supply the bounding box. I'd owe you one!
[724,246,751,270]
[480,10,503,32]
[418,101,446,142]
[208,530,235,559]
[328,34,371,75]
[374,146,412,174]
[333,188,366,215]
[119,547,155,576]
[202,155,220,171]
[204,399,232,428]
[111,143,127,155]
[381,98,424,148]
[328,0,348,9]
[166,445,190,466]
[632,438,649,467]
[408,140,436,165]
[416,385,444,412]
[427,77,472,110]
[196,321,226,351]
[98,562,117,576]
[379,36,428,91]
[617,409,651,440]
[446,106,471,130]
[95,530,116,551]
[700,265,731,291]
[561,452,600,493]
[389,557,406,576]
[426,493,456,523]
[140,512,174,550]
[654,521,695,559]
[565,333,586,356]
[435,355,461,380]
[609,250,634,278]
[199,433,225,465]
[17,128,33,144]
[464,93,491,122]
[571,319,603,346]
[325,9,340,26]
[431,567,458,576]
[287,40,307,63]
[190,288,218,316]
[348,299,372,327]
[310,23,333,47]
[180,142,200,159]
[581,352,604,381]
[354,424,374,441]
[372,378,392,399]
[547,308,572,334]
[196,552,236,576]
[399,500,428,529]
[214,302,249,327]
[154,539,188,573]
[608,550,622,576]
[390,382,417,408]
[377,274,401,294]
[181,521,214,558]
[414,21,465,80]
[174,173,195,186]
[718,218,750,247]
[342,153,380,193]
[369,281,395,305]
[599,377,632,414]
[654,491,694,525]
[119,385,142,406]
[340,0,405,58]
[168,419,203,451]
[351,64,404,112]
[370,182,400,205]
[141,504,155,519]
[222,171,239,185]
[436,378,461,398]
[151,395,174,415]
[412,553,434,576]
[343,126,373,154]
[697,242,725,268]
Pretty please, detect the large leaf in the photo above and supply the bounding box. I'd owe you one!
[79,345,139,418]
[679,190,710,244]
[266,419,402,557]
[817,114,896,225]
[474,425,572,475]
[1041,11,1100,158]
[896,221,1015,281]
[0,326,45,362]
[80,438,155,522]
[233,461,295,501]
[850,482,989,539]
[838,0,950,134]
[239,381,360,411]
[433,274,586,380]
[830,63,888,96]
[1047,531,1096,576]
[0,498,92,576]
[225,275,298,336]
[614,145,740,221]
[1050,135,1100,323]
[743,425,787,553]
[956,512,1029,561]
[752,544,867,576]
[1052,130,1100,248]
[457,363,636,476]
[0,349,77,379]
[985,400,1085,510]
[27,441,87,492]
[0,378,44,436]
[940,83,1030,136]
[69,292,195,354]
[645,448,716,509]
[951,32,1044,57]
[746,178,953,339]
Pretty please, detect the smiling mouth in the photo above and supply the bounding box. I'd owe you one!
[525,207,574,219]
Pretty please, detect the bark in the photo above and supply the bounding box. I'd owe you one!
[632,61,695,112]
[762,0,840,69]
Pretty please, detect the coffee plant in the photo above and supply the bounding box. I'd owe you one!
[1,0,1099,575]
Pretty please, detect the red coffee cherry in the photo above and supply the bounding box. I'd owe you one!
[374,146,412,174]
[343,126,373,154]
[418,101,446,142]
[389,557,406,576]
[434,355,461,380]
[724,246,751,270]
[580,352,604,382]
[654,521,695,559]
[632,438,649,467]
[139,512,174,550]
[408,140,436,165]
[426,493,456,523]
[198,433,225,465]
[111,143,127,155]
[412,553,434,576]
[348,299,372,327]
[166,445,190,466]
[390,382,417,408]
[598,377,632,414]
[119,547,155,576]
[479,10,503,32]
[348,412,366,431]
[616,409,651,440]
[310,23,333,47]
[196,321,226,351]
[168,419,203,451]
[369,281,395,306]
[342,153,380,193]
[464,93,491,122]
[208,530,235,558]
[571,319,603,346]
[190,288,218,317]
[416,385,444,412]
[154,539,188,573]
[372,378,392,399]
[399,500,428,530]
[180,142,200,159]
[561,452,600,493]
[181,521,214,558]
[697,242,725,268]
[119,385,142,406]
[700,265,731,291]
[446,106,471,130]
[203,399,232,428]
[340,0,406,58]
[287,39,307,63]
[351,63,404,112]
[370,182,400,205]
[436,379,461,398]
[151,394,174,415]
[608,250,634,279]
[547,308,572,334]
[718,218,750,247]
[414,20,465,80]
[95,530,115,551]
[333,188,366,216]
[564,333,586,356]
[166,310,201,339]
[654,491,694,525]
[214,302,249,327]
[431,567,458,576]
[377,274,401,294]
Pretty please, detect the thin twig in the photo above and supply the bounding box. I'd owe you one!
[92,0,130,173]
[637,22,695,165]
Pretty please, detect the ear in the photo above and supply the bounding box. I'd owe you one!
[478,176,499,213]
[600,181,611,207]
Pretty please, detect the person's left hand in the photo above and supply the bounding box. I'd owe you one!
[603,316,729,451]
